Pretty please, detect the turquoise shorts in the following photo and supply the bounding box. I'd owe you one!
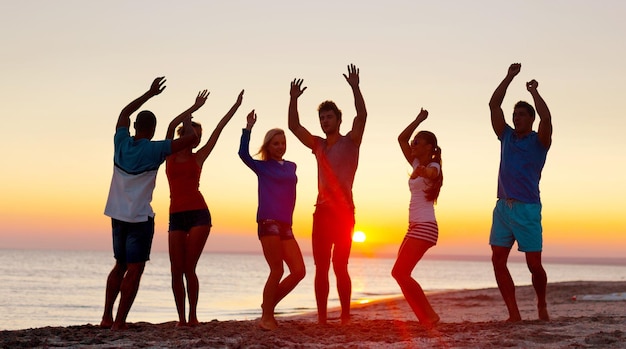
[489,199,543,252]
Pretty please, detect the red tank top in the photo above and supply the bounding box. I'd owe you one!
[165,153,208,213]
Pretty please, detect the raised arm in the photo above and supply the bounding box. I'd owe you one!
[344,64,367,145]
[166,89,209,140]
[526,79,553,149]
[116,77,166,129]
[195,89,244,166]
[288,78,315,149]
[398,108,428,165]
[489,63,520,138]
[238,110,258,171]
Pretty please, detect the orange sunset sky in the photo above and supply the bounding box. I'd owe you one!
[1,1,625,259]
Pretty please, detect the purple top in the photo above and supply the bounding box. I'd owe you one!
[238,129,297,224]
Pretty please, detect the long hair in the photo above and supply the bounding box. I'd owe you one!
[417,130,443,202]
[257,128,285,161]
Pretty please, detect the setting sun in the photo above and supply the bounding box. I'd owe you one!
[352,231,366,243]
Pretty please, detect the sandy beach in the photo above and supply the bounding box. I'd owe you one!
[1,280,624,348]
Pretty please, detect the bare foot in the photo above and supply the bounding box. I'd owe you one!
[111,322,128,331]
[538,307,550,321]
[259,319,278,331]
[175,321,187,327]
[188,319,200,327]
[422,314,440,329]
[100,318,113,329]
[505,316,522,323]
[341,316,351,325]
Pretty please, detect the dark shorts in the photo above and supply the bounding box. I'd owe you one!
[112,217,155,264]
[312,205,355,266]
[258,219,295,240]
[169,209,212,232]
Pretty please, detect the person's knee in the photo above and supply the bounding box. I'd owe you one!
[170,263,185,276]
[291,264,306,281]
[333,262,349,278]
[269,264,285,278]
[491,249,509,270]
[126,263,145,279]
[526,260,545,275]
[391,265,409,282]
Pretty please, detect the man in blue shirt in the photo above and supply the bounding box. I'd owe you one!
[101,77,198,330]
[488,63,553,322]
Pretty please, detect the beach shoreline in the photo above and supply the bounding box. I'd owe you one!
[2,280,624,348]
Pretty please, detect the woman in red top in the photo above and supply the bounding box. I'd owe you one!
[165,89,243,326]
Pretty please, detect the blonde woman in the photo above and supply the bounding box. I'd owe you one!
[238,110,305,330]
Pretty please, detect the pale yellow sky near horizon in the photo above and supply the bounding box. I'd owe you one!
[1,1,625,258]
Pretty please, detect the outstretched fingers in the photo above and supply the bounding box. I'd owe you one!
[150,77,167,95]
[290,78,307,97]
[343,64,360,86]
[197,89,209,99]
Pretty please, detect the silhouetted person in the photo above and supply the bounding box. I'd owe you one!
[101,77,198,330]
[239,110,306,330]
[488,63,553,322]
[166,89,243,327]
[392,108,442,327]
[288,64,367,325]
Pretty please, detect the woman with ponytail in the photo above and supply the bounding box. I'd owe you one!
[391,108,443,327]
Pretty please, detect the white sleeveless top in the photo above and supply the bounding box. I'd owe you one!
[408,159,440,223]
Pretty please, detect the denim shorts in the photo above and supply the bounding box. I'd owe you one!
[169,209,212,232]
[112,217,155,264]
[489,199,543,252]
[258,219,295,240]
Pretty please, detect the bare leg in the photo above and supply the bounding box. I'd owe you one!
[112,262,145,330]
[272,239,306,307]
[526,251,549,321]
[391,238,439,326]
[169,231,188,326]
[100,262,126,328]
[314,254,331,325]
[491,245,521,322]
[333,261,352,324]
[259,235,284,330]
[184,225,210,326]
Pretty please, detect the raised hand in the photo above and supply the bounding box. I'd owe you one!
[235,89,244,105]
[526,79,539,92]
[416,108,429,123]
[507,63,521,78]
[149,77,167,96]
[194,89,209,108]
[246,109,257,129]
[343,64,360,88]
[290,79,307,98]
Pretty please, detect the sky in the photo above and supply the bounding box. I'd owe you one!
[1,1,625,259]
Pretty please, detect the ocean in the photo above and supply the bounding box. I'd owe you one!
[1,249,625,331]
